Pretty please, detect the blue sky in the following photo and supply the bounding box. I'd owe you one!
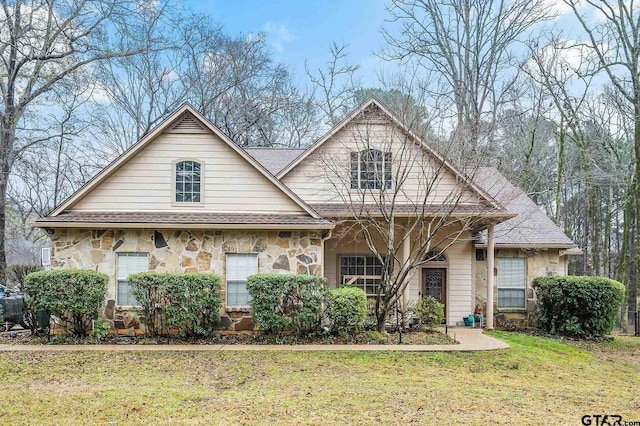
[182,1,601,93]
[185,0,390,86]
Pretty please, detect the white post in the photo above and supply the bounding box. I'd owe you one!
[402,236,410,308]
[486,225,495,329]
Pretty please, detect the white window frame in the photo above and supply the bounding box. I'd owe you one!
[116,253,148,307]
[226,253,258,309]
[339,255,385,298]
[173,159,204,205]
[496,257,527,309]
[350,149,392,190]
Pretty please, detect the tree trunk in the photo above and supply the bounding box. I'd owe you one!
[0,116,16,282]
[632,104,640,313]
[555,125,565,224]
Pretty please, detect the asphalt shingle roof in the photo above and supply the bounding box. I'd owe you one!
[245,148,305,175]
[474,167,576,247]
[35,211,333,227]
[309,203,509,217]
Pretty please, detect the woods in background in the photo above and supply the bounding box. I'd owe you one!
[1,0,638,312]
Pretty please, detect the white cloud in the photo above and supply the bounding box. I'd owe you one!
[526,38,600,81]
[541,0,574,16]
[263,22,294,52]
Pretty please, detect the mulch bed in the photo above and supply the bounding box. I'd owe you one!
[0,327,457,346]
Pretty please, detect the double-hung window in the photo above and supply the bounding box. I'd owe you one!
[226,253,258,307]
[350,149,392,189]
[117,253,148,306]
[497,258,527,309]
[175,160,201,203]
[339,255,385,297]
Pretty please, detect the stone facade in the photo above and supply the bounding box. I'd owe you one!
[51,228,323,331]
[475,248,565,327]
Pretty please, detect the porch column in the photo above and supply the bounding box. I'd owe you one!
[486,225,495,329]
[402,236,410,307]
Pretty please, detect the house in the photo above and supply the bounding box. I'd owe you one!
[33,98,579,330]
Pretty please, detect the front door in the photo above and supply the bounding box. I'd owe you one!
[423,268,446,309]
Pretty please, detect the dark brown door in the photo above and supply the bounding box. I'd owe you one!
[423,268,446,306]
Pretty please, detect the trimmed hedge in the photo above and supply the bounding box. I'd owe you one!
[329,287,367,334]
[128,272,221,337]
[411,296,445,330]
[23,269,108,336]
[532,276,625,338]
[246,274,329,336]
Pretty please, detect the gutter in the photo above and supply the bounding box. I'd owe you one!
[32,221,335,231]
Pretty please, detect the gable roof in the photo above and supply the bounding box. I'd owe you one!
[474,167,577,248]
[48,104,322,220]
[245,148,305,175]
[276,97,504,211]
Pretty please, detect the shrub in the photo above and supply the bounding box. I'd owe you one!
[364,299,380,331]
[329,287,367,334]
[164,274,222,337]
[7,264,42,288]
[128,272,170,336]
[23,269,108,336]
[411,296,445,330]
[91,320,112,340]
[532,276,626,338]
[247,274,329,336]
[128,272,221,337]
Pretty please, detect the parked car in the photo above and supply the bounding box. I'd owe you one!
[0,284,28,329]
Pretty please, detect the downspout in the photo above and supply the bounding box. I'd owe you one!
[320,227,333,279]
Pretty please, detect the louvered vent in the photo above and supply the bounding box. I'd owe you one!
[355,104,389,124]
[170,113,205,132]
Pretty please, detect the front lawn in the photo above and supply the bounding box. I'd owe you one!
[0,332,638,425]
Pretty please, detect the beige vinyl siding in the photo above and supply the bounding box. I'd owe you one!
[324,222,475,326]
[404,232,474,326]
[73,132,304,214]
[282,123,482,207]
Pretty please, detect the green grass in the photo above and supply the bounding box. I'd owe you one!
[0,332,639,425]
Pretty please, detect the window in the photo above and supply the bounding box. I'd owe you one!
[175,160,201,203]
[350,149,392,189]
[497,258,527,309]
[339,255,385,297]
[226,253,258,307]
[425,250,446,262]
[117,253,148,306]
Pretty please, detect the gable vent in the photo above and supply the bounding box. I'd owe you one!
[167,112,208,133]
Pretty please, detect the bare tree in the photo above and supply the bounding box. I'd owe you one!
[563,0,640,312]
[87,5,197,161]
[382,0,553,161]
[307,102,501,331]
[306,42,361,126]
[185,31,311,147]
[0,0,157,279]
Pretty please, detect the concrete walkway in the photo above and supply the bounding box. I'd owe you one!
[0,327,508,352]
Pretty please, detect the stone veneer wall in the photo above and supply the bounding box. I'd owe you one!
[475,248,562,327]
[51,228,323,331]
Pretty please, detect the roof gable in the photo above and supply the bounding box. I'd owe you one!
[49,104,320,219]
[277,98,503,210]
